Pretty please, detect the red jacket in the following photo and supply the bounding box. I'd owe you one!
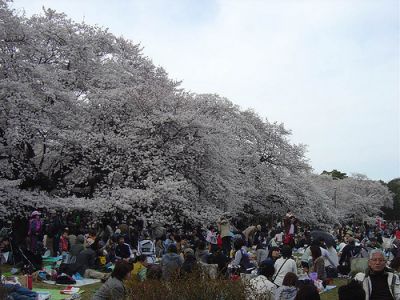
[59,236,69,252]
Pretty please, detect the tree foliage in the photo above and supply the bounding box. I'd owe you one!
[321,169,348,180]
[382,178,400,220]
[0,2,393,226]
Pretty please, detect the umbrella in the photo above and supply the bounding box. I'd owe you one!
[310,230,336,247]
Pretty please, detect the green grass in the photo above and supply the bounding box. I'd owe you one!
[320,278,348,300]
[0,264,100,300]
[32,281,101,300]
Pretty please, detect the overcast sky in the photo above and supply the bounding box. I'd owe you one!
[11,0,400,182]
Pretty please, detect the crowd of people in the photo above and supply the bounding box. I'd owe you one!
[0,210,399,299]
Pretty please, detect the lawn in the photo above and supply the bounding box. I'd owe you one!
[320,278,348,300]
[33,281,101,300]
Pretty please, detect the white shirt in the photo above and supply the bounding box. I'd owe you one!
[273,257,297,287]
[325,246,339,267]
[275,232,284,242]
[289,224,295,235]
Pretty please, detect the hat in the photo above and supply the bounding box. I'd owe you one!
[31,211,41,217]
[183,248,194,256]
[86,238,95,247]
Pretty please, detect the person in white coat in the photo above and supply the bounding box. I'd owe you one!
[272,245,297,287]
[354,249,400,300]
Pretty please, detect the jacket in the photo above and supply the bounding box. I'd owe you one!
[248,275,276,300]
[92,277,125,300]
[354,268,400,300]
[70,235,85,257]
[273,257,297,287]
[161,252,183,280]
[217,218,231,238]
[274,286,297,300]
[72,247,97,275]
[243,226,257,241]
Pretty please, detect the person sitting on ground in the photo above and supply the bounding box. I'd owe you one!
[273,245,297,287]
[161,244,184,281]
[92,261,132,300]
[68,228,77,248]
[354,249,400,300]
[115,235,132,262]
[301,239,333,272]
[295,284,320,300]
[101,235,117,263]
[67,238,109,280]
[181,248,198,276]
[338,237,357,275]
[310,245,327,282]
[163,233,175,254]
[274,272,298,300]
[265,246,280,266]
[69,234,84,263]
[208,247,229,277]
[195,240,210,264]
[131,254,148,283]
[256,242,268,266]
[231,238,255,274]
[338,280,365,300]
[296,231,312,249]
[248,262,276,299]
[366,237,382,250]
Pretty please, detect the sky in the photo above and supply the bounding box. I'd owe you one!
[10,0,400,182]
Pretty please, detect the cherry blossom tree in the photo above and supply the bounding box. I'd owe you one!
[0,1,393,227]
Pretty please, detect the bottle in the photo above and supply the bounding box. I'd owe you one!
[27,274,33,290]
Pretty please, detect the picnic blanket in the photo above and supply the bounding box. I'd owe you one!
[43,278,101,287]
[42,256,63,263]
[33,288,66,300]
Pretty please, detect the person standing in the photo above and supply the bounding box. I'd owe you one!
[217,216,232,256]
[243,225,261,247]
[28,211,43,254]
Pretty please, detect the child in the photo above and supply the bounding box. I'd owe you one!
[274,272,298,300]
